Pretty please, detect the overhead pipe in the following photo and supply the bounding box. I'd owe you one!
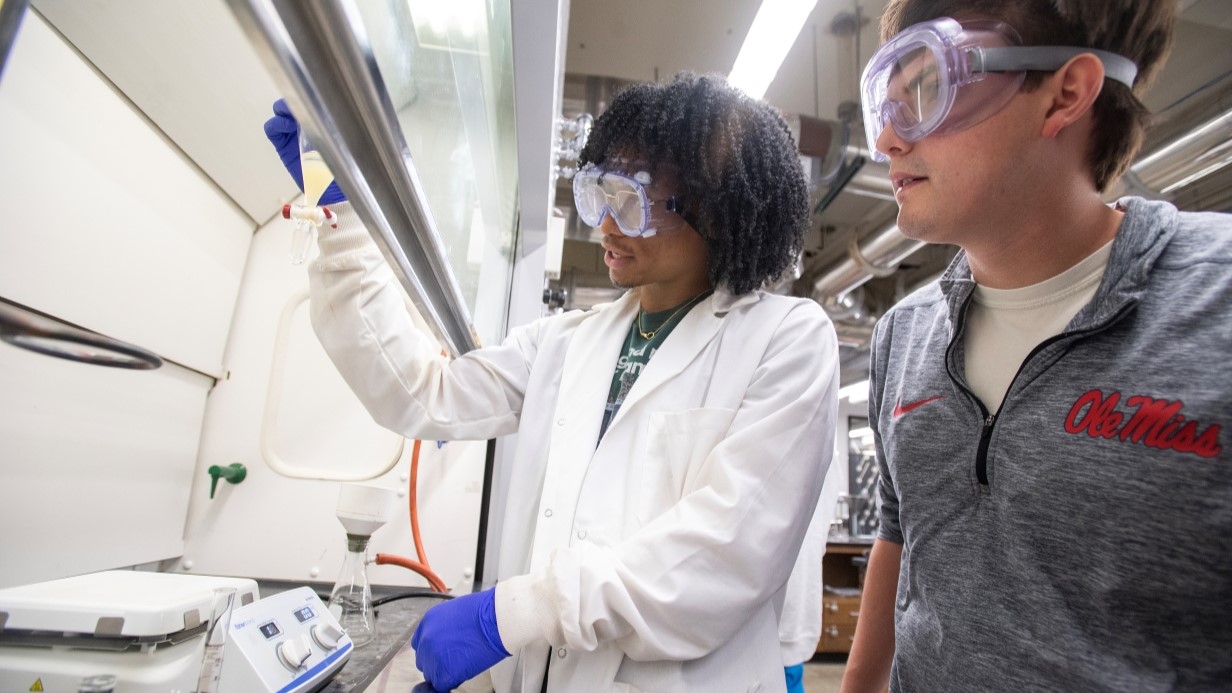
[1118,104,1232,197]
[812,221,924,301]
[834,322,875,349]
[845,163,896,201]
[820,286,870,322]
[801,133,896,201]
[840,145,895,201]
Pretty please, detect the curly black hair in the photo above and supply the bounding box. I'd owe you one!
[578,72,809,295]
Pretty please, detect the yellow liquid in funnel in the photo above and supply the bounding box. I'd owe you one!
[301,151,335,206]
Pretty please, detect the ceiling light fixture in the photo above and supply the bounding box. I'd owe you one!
[848,426,874,438]
[728,0,817,99]
[838,379,869,404]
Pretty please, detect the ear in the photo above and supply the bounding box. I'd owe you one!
[1040,53,1106,139]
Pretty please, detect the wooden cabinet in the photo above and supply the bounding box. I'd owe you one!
[819,594,861,652]
[817,541,871,654]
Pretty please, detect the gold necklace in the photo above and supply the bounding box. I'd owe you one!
[637,292,709,340]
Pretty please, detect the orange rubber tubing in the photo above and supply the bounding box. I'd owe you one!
[374,553,447,593]
[374,439,449,593]
[409,439,429,569]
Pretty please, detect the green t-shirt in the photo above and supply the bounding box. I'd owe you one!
[599,291,712,439]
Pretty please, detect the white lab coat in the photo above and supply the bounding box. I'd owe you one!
[778,461,841,666]
[308,207,839,693]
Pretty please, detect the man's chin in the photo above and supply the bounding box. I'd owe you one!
[610,274,637,290]
[894,212,934,243]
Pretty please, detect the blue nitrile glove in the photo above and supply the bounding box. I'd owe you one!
[411,588,510,691]
[262,98,347,205]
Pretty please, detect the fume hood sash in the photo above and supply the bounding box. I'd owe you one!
[226,0,479,356]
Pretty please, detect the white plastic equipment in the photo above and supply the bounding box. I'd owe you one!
[220,586,352,693]
[0,571,259,693]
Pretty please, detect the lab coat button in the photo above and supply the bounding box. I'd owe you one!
[544,508,553,518]
[556,418,566,426]
[557,647,567,658]
[576,529,587,540]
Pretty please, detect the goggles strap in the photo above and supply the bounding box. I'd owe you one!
[975,46,1138,88]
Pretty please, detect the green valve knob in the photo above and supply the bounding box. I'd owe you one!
[208,463,247,499]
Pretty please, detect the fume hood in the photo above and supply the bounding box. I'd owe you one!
[0,0,569,599]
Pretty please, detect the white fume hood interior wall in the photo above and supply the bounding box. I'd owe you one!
[172,213,487,590]
[0,5,491,591]
[0,11,250,588]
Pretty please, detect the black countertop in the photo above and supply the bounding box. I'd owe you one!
[321,591,437,692]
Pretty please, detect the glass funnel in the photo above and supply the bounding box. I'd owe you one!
[289,129,336,264]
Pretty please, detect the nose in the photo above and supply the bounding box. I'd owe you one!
[875,124,912,161]
[598,211,624,238]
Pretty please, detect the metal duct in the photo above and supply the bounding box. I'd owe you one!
[812,222,924,301]
[794,114,847,184]
[840,147,894,201]
[1123,105,1232,196]
[846,162,896,201]
[835,322,875,349]
[821,286,870,321]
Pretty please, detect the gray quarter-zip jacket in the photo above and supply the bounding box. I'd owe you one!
[870,197,1231,691]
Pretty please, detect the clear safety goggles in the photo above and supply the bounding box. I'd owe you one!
[860,17,1138,162]
[573,165,687,238]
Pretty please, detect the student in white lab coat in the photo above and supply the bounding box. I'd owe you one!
[779,458,841,692]
[264,72,839,693]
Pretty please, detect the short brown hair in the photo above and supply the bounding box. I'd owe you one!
[879,0,1177,191]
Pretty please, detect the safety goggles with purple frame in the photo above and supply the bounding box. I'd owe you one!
[572,164,687,238]
[860,16,1138,163]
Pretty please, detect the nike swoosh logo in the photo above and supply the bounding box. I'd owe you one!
[893,395,944,419]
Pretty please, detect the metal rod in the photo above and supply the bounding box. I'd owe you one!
[0,0,29,82]
[0,299,162,370]
[226,0,479,356]
[472,438,498,593]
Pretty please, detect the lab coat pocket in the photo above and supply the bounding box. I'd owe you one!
[639,407,737,525]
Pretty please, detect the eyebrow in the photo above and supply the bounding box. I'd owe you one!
[907,64,937,90]
[890,62,938,100]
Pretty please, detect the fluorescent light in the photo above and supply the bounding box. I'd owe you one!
[838,380,869,404]
[545,213,566,280]
[728,0,817,99]
[848,426,873,438]
[466,205,486,269]
[407,0,485,52]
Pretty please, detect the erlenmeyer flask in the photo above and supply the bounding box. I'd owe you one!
[328,534,377,648]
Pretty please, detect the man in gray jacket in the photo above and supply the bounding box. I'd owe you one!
[843,1,1231,691]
